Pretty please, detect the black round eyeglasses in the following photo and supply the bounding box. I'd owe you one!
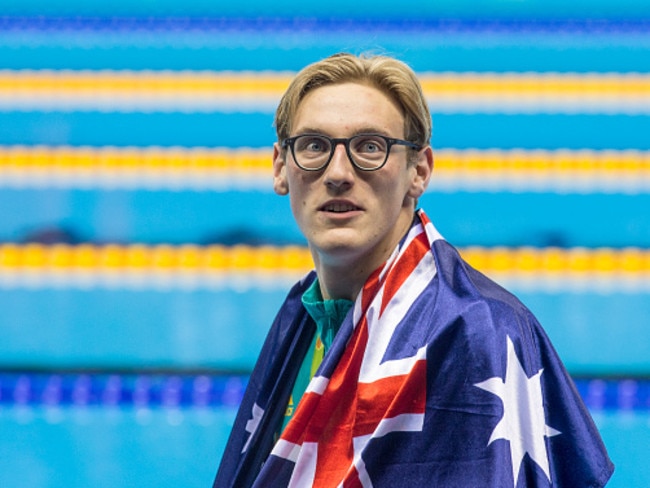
[281,133,422,171]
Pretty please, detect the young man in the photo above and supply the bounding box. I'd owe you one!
[214,53,613,487]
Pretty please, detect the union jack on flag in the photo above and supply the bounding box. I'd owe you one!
[214,210,613,488]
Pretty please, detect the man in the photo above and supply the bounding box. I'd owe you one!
[214,53,613,487]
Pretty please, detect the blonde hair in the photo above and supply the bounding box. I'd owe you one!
[274,53,432,148]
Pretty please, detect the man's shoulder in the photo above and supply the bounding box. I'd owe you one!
[430,239,541,341]
[278,270,317,312]
[433,240,531,311]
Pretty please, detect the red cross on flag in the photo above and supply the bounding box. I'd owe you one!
[270,228,434,486]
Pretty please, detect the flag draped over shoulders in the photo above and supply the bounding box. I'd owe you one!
[214,210,614,488]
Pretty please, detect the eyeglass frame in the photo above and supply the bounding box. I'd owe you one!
[280,133,423,172]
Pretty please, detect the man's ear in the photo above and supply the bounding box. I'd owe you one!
[272,142,289,195]
[408,146,433,199]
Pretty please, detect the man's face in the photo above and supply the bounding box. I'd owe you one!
[273,82,432,274]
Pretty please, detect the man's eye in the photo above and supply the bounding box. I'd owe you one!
[307,142,325,152]
[361,142,379,153]
[355,137,386,154]
[297,137,329,153]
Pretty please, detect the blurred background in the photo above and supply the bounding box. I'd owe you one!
[0,1,648,486]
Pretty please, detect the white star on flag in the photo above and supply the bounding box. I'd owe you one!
[242,403,264,453]
[475,336,561,487]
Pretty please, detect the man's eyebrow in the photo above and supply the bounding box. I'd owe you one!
[292,127,324,136]
[292,127,391,137]
[352,127,391,136]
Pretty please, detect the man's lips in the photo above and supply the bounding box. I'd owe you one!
[319,200,362,213]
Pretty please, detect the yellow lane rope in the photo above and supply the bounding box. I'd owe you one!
[0,243,648,275]
[1,146,648,193]
[0,70,293,96]
[0,146,270,173]
[0,146,650,178]
[1,244,647,292]
[0,70,648,96]
[0,243,312,273]
[419,72,650,98]
[0,71,648,111]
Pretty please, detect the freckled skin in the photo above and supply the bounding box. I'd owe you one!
[273,82,433,300]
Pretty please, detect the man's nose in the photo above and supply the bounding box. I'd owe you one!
[324,143,355,185]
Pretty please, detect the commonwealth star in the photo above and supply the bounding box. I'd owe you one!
[475,336,561,486]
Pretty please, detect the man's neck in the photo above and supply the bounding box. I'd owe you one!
[313,263,368,301]
[311,219,416,301]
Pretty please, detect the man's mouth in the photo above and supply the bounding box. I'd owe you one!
[321,202,360,213]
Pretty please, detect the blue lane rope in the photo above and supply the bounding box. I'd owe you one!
[0,371,248,409]
[0,371,648,411]
[1,16,649,35]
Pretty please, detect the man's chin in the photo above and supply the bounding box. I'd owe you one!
[311,235,366,262]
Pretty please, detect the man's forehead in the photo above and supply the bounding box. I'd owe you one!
[291,83,405,136]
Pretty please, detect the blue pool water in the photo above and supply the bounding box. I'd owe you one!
[0,374,647,487]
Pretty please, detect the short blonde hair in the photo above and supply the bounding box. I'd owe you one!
[274,53,432,148]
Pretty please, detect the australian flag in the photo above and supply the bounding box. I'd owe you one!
[214,210,614,487]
